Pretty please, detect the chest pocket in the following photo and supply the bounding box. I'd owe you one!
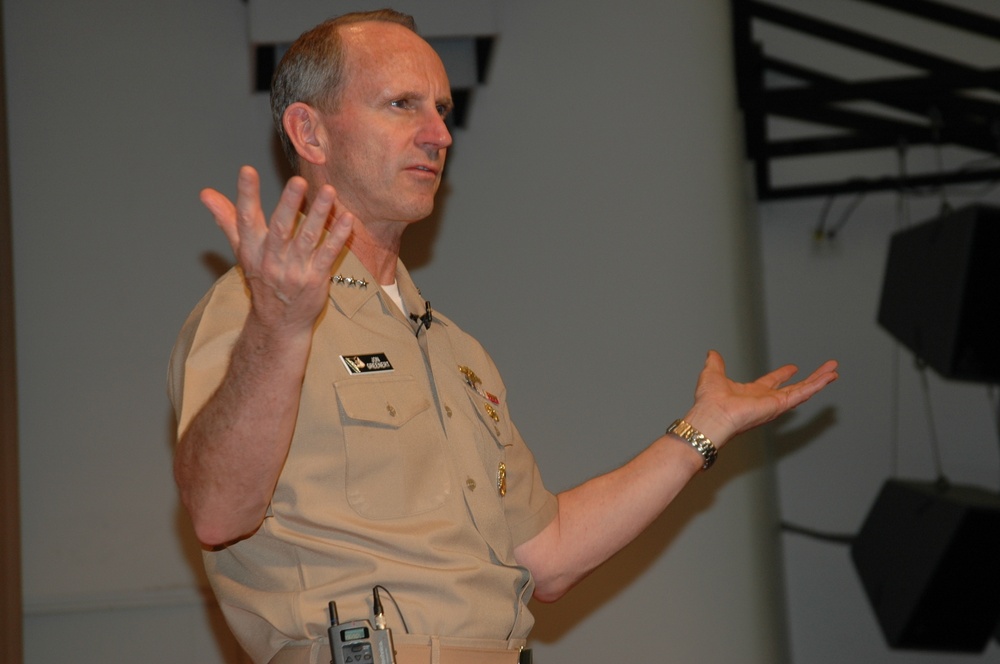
[336,375,452,519]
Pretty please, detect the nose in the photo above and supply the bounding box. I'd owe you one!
[418,108,452,152]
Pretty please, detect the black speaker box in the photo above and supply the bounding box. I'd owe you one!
[877,204,1000,382]
[850,479,1000,652]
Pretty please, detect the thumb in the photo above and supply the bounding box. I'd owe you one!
[200,188,239,251]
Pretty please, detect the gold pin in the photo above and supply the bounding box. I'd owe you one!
[497,462,507,497]
[484,403,499,422]
[458,365,481,388]
[466,477,477,492]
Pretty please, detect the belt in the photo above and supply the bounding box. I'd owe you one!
[269,635,531,664]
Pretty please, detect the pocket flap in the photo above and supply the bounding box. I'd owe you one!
[336,375,429,427]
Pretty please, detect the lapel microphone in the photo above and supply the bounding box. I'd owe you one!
[409,301,432,336]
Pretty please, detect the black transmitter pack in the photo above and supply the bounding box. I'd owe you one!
[328,600,396,664]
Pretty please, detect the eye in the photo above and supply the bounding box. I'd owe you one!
[390,99,413,110]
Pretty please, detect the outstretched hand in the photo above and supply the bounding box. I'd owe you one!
[200,165,354,333]
[686,350,838,448]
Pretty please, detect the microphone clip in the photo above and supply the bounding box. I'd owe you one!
[409,301,432,336]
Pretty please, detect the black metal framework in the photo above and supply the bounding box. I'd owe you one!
[732,0,1000,200]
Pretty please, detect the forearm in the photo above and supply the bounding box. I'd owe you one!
[516,351,837,601]
[519,430,706,602]
[174,313,314,546]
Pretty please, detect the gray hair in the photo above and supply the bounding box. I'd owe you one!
[270,9,417,171]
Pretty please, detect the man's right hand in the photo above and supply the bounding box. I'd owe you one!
[200,165,354,333]
[175,166,355,547]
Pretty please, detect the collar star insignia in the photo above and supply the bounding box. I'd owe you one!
[331,274,368,288]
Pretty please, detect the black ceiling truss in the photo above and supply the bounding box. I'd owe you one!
[732,0,1000,200]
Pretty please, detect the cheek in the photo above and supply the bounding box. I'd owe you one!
[347,136,393,182]
[328,139,378,189]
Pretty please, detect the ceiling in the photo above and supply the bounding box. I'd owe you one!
[732,0,1000,199]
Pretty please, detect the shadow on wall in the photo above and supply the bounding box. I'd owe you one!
[166,404,251,663]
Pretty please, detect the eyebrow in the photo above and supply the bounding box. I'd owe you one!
[437,97,455,114]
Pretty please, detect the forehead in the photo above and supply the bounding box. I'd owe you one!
[338,22,450,95]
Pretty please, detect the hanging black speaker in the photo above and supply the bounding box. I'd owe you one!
[877,203,1000,382]
[850,479,1000,652]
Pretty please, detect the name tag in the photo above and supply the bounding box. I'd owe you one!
[340,353,394,374]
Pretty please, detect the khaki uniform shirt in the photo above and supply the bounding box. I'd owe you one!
[169,250,558,664]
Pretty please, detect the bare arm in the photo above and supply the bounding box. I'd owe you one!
[515,351,838,601]
[174,166,354,546]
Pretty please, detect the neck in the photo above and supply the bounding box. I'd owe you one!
[297,168,413,285]
[346,220,404,285]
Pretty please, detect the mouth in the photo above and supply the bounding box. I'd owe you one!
[408,164,439,177]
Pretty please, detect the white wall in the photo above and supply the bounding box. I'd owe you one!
[6,1,266,661]
[5,0,845,662]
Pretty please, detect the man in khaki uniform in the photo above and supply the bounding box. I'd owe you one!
[170,9,838,664]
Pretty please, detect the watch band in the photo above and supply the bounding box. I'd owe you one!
[666,419,718,470]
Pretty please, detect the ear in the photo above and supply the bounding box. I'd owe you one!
[282,102,328,166]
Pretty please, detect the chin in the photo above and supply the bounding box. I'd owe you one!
[401,199,437,222]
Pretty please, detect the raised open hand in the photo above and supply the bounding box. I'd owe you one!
[199,166,354,333]
[686,350,838,447]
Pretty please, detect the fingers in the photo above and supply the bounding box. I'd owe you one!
[204,167,355,266]
[794,360,839,395]
[261,176,318,259]
[291,183,336,252]
[809,359,840,380]
[771,360,838,414]
[261,183,353,270]
[201,166,269,260]
[758,364,800,389]
[704,349,724,372]
[200,167,355,333]
[704,351,837,394]
[783,360,839,392]
[696,350,729,390]
[267,175,310,244]
[315,196,355,272]
[234,165,265,227]
[200,187,239,251]
[755,357,838,392]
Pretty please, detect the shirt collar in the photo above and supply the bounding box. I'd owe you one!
[327,249,430,326]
